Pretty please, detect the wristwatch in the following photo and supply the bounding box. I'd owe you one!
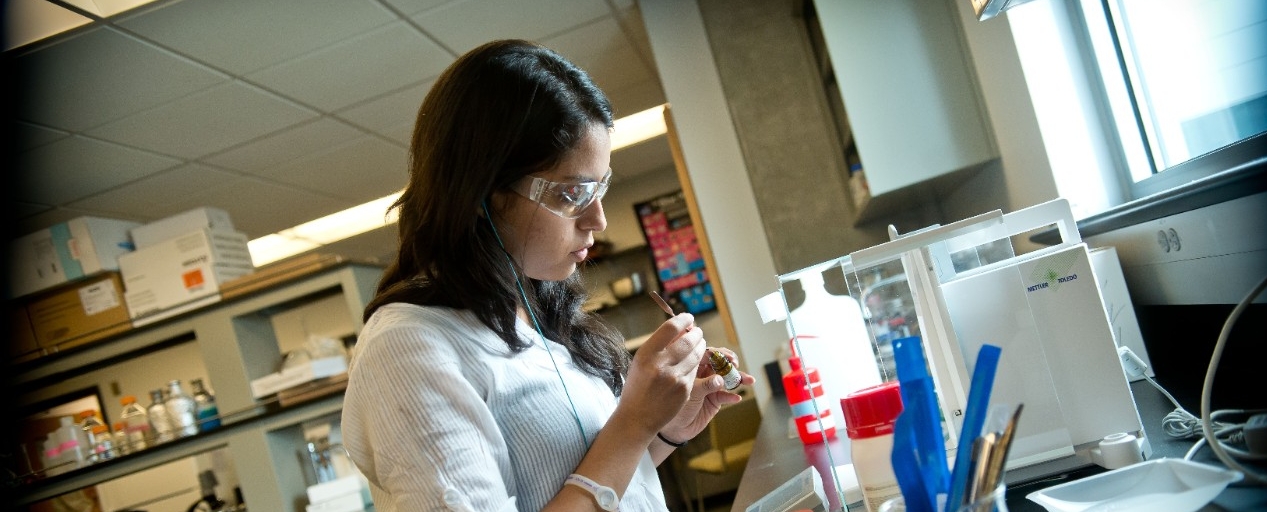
[565,473,619,511]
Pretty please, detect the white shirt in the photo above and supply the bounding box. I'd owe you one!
[341,303,668,511]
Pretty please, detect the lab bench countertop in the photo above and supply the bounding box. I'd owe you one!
[731,380,1267,512]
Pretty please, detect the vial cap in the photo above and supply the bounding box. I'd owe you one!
[121,395,137,406]
[91,424,109,434]
[841,381,903,439]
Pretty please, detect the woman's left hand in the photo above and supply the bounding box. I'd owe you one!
[657,347,756,444]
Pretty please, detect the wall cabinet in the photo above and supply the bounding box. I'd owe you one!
[809,0,998,224]
[11,261,383,511]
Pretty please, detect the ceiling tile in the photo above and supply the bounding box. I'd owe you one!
[16,135,182,205]
[12,26,226,132]
[412,0,612,54]
[83,81,319,159]
[380,121,416,146]
[601,79,667,119]
[202,118,366,174]
[334,80,432,136]
[67,164,243,221]
[383,0,455,17]
[247,21,451,112]
[12,202,54,222]
[268,135,408,202]
[186,178,353,238]
[15,121,69,151]
[542,17,657,107]
[117,0,398,75]
[301,224,399,265]
[14,207,121,238]
[610,135,673,183]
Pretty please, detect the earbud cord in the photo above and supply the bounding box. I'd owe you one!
[483,201,590,449]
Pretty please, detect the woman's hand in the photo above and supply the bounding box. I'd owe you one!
[613,313,706,439]
[657,347,756,444]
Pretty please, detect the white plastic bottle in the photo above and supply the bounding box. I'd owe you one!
[54,415,86,471]
[841,381,904,512]
[41,437,64,477]
[147,389,175,443]
[165,380,199,438]
[787,271,883,424]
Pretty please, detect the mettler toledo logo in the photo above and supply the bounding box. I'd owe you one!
[1026,252,1079,293]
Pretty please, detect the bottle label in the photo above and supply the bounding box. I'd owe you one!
[197,406,221,430]
[789,397,829,419]
[798,413,835,433]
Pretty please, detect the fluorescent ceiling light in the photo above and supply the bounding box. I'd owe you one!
[5,0,159,51]
[248,106,667,266]
[612,104,667,150]
[249,192,401,266]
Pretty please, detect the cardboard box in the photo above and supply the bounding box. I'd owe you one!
[251,356,348,398]
[119,229,255,326]
[9,216,140,298]
[130,207,235,249]
[9,306,39,360]
[27,272,131,350]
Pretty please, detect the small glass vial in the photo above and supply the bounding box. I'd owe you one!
[841,381,904,512]
[707,350,742,390]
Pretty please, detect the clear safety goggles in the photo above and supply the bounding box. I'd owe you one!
[511,168,611,219]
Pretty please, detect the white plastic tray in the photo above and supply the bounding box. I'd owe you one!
[1027,458,1242,512]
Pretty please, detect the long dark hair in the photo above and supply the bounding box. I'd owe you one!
[365,40,628,394]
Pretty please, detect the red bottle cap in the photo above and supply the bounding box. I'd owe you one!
[840,381,903,439]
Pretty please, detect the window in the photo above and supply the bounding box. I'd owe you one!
[1080,0,1267,196]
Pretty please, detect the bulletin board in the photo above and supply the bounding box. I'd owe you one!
[634,190,716,315]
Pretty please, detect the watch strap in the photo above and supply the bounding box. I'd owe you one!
[565,473,619,511]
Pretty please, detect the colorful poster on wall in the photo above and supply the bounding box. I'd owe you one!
[634,190,716,315]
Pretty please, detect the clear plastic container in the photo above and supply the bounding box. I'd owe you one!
[842,381,904,512]
[120,394,151,451]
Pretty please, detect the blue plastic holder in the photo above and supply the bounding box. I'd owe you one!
[890,335,950,512]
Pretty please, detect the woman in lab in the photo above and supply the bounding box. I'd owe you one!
[340,39,753,512]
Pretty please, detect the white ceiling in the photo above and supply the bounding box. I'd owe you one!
[10,0,673,263]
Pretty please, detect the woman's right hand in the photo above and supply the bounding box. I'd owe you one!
[614,313,706,438]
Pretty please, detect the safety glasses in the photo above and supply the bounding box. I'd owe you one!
[511,168,611,219]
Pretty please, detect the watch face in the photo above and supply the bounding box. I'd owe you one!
[597,488,618,510]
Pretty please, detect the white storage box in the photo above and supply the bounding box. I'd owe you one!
[9,216,140,298]
[130,207,235,249]
[307,475,364,504]
[119,228,254,326]
[251,356,349,398]
[305,491,364,512]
